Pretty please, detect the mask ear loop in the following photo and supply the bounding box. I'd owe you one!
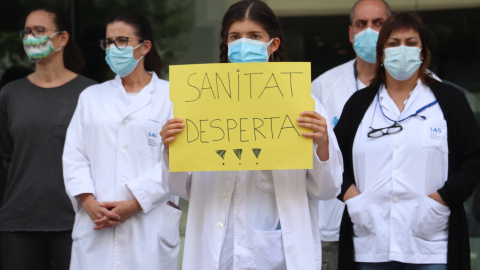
[50,31,64,52]
[266,38,274,62]
[133,42,146,61]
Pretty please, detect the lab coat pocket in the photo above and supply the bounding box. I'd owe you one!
[71,210,93,240]
[422,118,448,153]
[345,193,374,237]
[253,229,287,270]
[412,196,450,241]
[158,204,182,248]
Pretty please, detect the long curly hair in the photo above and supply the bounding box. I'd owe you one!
[219,0,284,63]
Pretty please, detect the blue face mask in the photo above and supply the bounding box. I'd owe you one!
[383,45,422,81]
[105,43,144,77]
[353,28,379,64]
[228,38,273,63]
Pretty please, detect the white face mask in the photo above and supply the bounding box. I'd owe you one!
[383,45,422,81]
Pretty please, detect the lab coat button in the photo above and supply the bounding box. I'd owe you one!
[122,119,129,125]
[216,222,223,229]
[221,192,227,198]
[393,170,399,176]
[394,142,401,148]
[121,149,127,155]
[120,177,126,183]
[392,197,399,203]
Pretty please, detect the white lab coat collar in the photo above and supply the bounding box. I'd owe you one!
[378,78,424,120]
[112,73,158,118]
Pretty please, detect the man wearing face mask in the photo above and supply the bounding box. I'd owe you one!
[310,1,391,269]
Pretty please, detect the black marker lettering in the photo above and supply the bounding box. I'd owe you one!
[216,73,232,99]
[210,119,225,142]
[278,114,300,138]
[244,73,262,99]
[186,119,199,142]
[227,119,238,142]
[239,118,249,142]
[199,119,209,143]
[258,73,283,98]
[201,73,216,99]
[264,117,280,139]
[186,73,200,102]
[253,118,266,140]
[281,72,302,97]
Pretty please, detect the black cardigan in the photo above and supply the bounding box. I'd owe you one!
[334,81,480,270]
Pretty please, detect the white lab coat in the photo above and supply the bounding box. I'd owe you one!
[165,98,343,270]
[349,81,449,263]
[63,74,180,270]
[311,59,358,242]
[311,60,441,243]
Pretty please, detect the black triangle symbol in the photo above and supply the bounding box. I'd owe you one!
[252,148,261,159]
[216,150,226,160]
[233,149,242,160]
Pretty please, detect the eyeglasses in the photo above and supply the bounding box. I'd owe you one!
[20,27,59,39]
[99,36,144,50]
[367,122,403,138]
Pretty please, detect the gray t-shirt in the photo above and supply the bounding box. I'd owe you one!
[0,75,96,231]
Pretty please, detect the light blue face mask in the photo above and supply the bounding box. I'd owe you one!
[227,38,273,63]
[105,43,144,77]
[353,28,379,64]
[383,45,422,81]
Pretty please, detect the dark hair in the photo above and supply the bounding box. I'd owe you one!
[350,0,392,25]
[106,11,162,77]
[30,5,84,73]
[372,12,435,87]
[219,0,284,63]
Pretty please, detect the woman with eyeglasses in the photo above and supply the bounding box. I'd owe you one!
[62,10,180,270]
[335,12,480,270]
[0,5,96,270]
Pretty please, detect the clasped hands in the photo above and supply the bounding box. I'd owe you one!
[79,193,142,230]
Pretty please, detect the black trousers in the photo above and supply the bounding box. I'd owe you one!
[0,231,72,270]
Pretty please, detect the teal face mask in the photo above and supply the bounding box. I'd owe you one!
[227,38,273,63]
[23,32,61,63]
[105,43,144,77]
[353,28,379,64]
[383,45,422,81]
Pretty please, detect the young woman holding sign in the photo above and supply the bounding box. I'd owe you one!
[160,0,343,269]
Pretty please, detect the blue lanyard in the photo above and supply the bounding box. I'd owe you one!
[376,84,438,123]
[353,61,359,92]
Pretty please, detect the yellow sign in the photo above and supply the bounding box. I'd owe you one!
[169,62,314,172]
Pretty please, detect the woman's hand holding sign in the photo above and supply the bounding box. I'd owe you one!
[297,111,329,161]
[160,118,184,151]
